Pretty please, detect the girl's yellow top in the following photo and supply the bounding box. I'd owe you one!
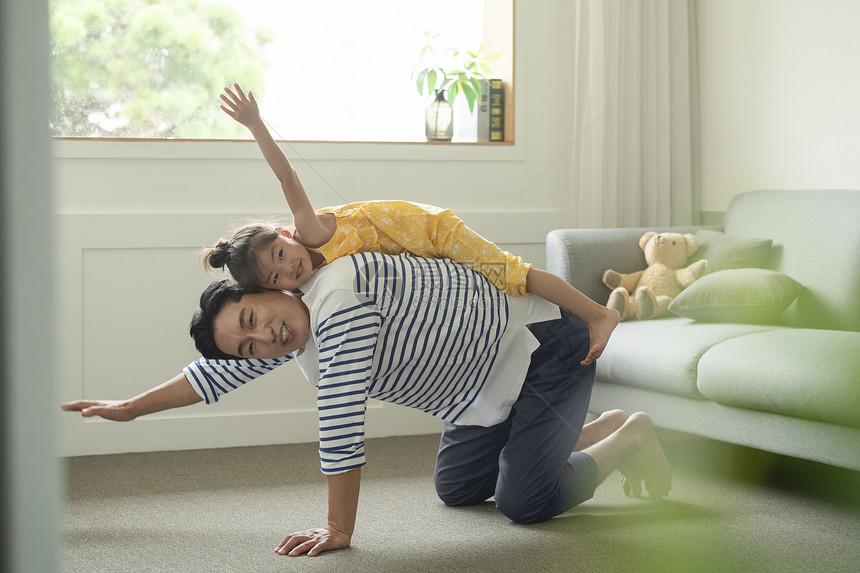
[313,200,531,296]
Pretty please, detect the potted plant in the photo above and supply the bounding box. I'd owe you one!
[414,32,500,141]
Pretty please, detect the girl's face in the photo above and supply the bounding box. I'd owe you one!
[254,229,315,291]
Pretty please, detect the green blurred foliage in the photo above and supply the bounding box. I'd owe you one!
[50,0,271,138]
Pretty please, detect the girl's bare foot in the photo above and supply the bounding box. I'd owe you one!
[581,306,621,366]
[574,409,628,451]
[618,412,673,499]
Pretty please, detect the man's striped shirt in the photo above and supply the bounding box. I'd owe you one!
[184,253,559,475]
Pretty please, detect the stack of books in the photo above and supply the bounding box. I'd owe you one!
[488,79,504,142]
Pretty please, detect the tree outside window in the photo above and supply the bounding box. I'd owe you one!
[50,0,271,138]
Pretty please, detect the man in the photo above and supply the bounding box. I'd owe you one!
[63,252,672,557]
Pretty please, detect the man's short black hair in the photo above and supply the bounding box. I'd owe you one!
[189,279,251,359]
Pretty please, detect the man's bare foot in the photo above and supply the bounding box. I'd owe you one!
[617,412,673,500]
[581,306,621,366]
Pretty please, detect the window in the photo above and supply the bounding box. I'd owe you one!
[50,0,513,143]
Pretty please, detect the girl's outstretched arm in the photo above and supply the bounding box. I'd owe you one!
[219,83,336,247]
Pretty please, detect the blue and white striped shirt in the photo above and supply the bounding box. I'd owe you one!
[184,253,559,475]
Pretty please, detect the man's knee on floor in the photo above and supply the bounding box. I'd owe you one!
[435,484,471,507]
[494,493,549,525]
[434,474,493,507]
[494,456,598,524]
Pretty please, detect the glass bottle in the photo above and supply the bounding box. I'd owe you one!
[425,90,453,141]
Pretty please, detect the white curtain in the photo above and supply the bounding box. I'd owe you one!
[570,0,700,227]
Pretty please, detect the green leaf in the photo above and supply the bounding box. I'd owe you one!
[415,69,429,95]
[470,78,483,103]
[447,81,459,107]
[427,69,437,93]
[463,83,476,113]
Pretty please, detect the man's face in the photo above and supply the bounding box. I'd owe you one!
[213,290,311,359]
[254,231,315,291]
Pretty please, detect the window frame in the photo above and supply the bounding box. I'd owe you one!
[52,136,523,162]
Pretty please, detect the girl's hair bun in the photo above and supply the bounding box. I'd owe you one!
[201,238,231,271]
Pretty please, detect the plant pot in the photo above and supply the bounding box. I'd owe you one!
[425,91,453,141]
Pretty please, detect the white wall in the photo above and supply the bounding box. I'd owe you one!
[697,0,860,212]
[56,1,580,456]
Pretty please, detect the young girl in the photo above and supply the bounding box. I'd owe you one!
[204,83,619,366]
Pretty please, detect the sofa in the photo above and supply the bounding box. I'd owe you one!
[546,189,860,470]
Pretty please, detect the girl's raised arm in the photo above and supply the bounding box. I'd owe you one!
[219,83,335,247]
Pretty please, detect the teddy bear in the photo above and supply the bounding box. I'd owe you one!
[602,232,708,320]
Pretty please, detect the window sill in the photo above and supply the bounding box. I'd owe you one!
[53,137,524,162]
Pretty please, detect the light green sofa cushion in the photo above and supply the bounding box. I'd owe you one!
[697,329,860,427]
[688,229,773,272]
[596,319,773,398]
[669,269,804,324]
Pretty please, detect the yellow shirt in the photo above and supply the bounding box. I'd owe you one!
[313,200,531,296]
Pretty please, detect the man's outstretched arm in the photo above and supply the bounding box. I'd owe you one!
[61,373,203,421]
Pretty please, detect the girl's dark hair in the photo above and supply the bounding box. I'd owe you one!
[189,279,251,359]
[200,223,281,290]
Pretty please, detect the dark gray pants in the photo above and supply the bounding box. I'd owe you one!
[434,310,598,524]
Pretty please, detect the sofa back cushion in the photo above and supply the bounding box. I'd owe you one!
[723,189,860,331]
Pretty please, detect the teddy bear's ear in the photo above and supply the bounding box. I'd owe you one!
[684,233,698,257]
[639,232,657,251]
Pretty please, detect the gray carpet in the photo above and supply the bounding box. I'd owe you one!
[62,431,860,573]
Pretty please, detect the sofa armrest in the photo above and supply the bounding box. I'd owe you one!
[546,226,714,304]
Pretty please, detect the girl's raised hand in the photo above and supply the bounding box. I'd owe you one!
[220,83,262,128]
